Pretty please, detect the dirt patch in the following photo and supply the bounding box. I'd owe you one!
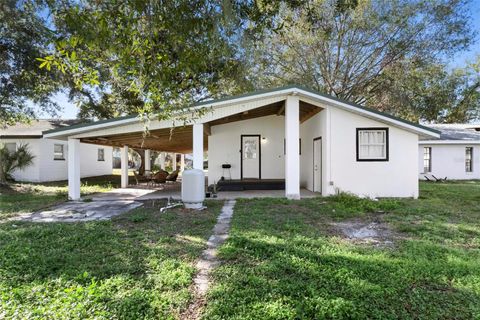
[331,219,395,247]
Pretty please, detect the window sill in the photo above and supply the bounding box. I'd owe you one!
[98,160,105,162]
[54,158,65,161]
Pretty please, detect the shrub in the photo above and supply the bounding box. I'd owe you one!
[0,143,35,182]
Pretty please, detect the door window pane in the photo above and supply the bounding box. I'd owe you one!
[243,139,257,159]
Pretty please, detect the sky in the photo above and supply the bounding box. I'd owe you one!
[34,2,480,120]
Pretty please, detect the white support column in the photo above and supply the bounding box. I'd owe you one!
[68,138,81,200]
[144,149,151,172]
[193,123,204,170]
[285,95,300,199]
[121,145,129,188]
[180,154,185,172]
[172,153,177,171]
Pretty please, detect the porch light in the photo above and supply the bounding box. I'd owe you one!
[261,137,267,143]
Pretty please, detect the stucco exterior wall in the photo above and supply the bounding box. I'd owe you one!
[328,107,419,198]
[418,144,480,180]
[207,106,420,198]
[3,138,112,182]
[208,115,286,185]
[299,110,327,192]
[1,138,42,182]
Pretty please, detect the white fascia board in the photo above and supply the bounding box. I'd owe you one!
[43,90,292,139]
[419,140,480,145]
[42,86,439,140]
[192,88,293,111]
[295,88,440,139]
[43,117,140,139]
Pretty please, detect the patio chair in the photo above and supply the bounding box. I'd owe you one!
[166,170,179,182]
[152,170,168,185]
[133,171,150,185]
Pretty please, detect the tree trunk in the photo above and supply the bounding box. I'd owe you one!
[134,148,146,175]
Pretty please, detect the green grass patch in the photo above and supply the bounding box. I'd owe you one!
[0,200,222,319]
[204,181,480,319]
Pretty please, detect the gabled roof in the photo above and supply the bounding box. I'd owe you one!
[0,119,87,138]
[43,85,440,138]
[419,124,480,144]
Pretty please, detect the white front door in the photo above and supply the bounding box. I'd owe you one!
[313,137,322,193]
[241,135,261,179]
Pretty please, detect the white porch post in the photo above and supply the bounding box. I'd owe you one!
[68,138,81,200]
[180,154,185,172]
[121,145,129,188]
[172,153,177,171]
[285,95,301,199]
[144,149,151,172]
[193,123,204,170]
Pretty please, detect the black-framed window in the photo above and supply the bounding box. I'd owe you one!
[98,148,105,161]
[423,147,432,173]
[54,144,65,160]
[283,138,302,155]
[356,128,389,161]
[466,147,473,172]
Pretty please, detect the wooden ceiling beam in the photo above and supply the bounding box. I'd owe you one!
[300,107,322,124]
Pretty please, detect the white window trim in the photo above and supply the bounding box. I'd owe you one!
[54,144,65,160]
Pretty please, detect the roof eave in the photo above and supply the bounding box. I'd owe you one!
[41,84,441,139]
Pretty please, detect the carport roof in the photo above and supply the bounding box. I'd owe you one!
[42,85,440,138]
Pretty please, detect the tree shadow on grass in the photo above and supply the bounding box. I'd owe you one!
[203,198,480,320]
[0,200,222,319]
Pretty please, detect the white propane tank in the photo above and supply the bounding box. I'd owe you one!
[181,169,205,209]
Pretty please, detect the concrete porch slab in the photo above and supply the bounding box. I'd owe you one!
[87,183,319,201]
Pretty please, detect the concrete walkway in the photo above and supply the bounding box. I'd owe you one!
[183,200,236,319]
[10,200,143,223]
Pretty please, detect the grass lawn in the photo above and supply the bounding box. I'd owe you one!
[0,200,222,319]
[204,181,480,319]
[0,175,128,219]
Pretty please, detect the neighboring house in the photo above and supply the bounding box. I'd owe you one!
[43,85,439,200]
[419,124,480,180]
[0,120,113,182]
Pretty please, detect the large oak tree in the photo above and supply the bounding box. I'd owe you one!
[246,0,478,122]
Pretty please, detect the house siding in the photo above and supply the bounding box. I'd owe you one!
[208,115,286,185]
[299,110,327,192]
[3,138,113,182]
[418,144,480,180]
[1,138,42,182]
[328,107,419,198]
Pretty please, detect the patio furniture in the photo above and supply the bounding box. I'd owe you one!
[133,171,150,185]
[166,170,179,182]
[152,170,168,185]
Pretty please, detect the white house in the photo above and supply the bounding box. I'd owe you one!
[0,120,113,182]
[43,85,439,200]
[419,124,480,180]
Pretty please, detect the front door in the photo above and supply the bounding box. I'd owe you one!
[241,135,261,179]
[313,137,322,192]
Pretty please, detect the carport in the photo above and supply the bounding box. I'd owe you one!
[43,117,209,200]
